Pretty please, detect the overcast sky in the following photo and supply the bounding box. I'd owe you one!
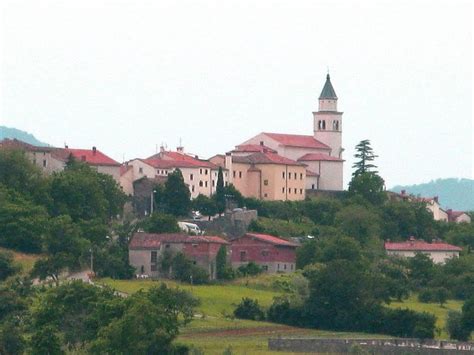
[1,0,472,187]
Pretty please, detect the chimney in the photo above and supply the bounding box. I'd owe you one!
[401,189,406,195]
[65,144,68,149]
[160,145,165,153]
[92,146,97,155]
[259,141,264,146]
[177,146,184,153]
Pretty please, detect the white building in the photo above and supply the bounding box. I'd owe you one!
[384,237,462,264]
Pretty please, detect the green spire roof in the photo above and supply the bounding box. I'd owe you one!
[319,74,338,100]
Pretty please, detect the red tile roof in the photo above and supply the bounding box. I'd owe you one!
[298,153,343,162]
[447,210,470,222]
[232,152,304,166]
[129,232,229,249]
[244,233,300,247]
[0,138,53,152]
[233,144,277,154]
[146,151,218,169]
[263,133,330,150]
[54,148,120,166]
[384,239,462,252]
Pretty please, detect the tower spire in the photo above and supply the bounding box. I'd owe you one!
[319,73,338,100]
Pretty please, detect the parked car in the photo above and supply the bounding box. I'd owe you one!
[178,221,202,235]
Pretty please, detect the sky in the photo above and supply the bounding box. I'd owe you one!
[1,0,472,188]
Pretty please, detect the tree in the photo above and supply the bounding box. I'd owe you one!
[408,252,436,289]
[0,251,19,281]
[30,326,64,355]
[141,212,180,234]
[216,245,233,280]
[162,169,191,217]
[192,194,217,220]
[446,310,470,341]
[352,139,378,177]
[214,167,226,214]
[461,296,474,334]
[335,205,380,245]
[348,172,386,205]
[233,298,265,321]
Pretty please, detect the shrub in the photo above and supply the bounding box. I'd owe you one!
[267,297,305,326]
[446,310,471,341]
[233,298,265,321]
[237,262,263,277]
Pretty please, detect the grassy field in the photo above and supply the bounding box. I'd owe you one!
[0,247,42,275]
[389,295,463,339]
[99,276,387,354]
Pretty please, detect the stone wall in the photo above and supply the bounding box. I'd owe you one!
[194,209,257,238]
[268,338,474,354]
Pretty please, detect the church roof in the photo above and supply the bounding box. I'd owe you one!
[319,74,338,100]
[298,153,343,162]
[262,133,330,150]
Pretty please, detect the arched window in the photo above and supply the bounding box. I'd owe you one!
[322,120,326,130]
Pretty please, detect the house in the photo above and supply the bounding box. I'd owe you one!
[211,150,307,201]
[231,74,345,192]
[0,138,64,174]
[230,233,299,273]
[0,139,122,184]
[384,237,462,264]
[128,232,229,279]
[126,146,228,199]
[447,209,472,224]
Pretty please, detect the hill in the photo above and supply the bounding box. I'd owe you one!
[0,126,49,146]
[391,178,474,211]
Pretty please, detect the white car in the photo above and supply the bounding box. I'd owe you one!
[178,221,202,235]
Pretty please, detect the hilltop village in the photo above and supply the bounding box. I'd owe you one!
[1,74,473,353]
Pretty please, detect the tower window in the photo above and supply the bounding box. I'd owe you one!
[322,120,326,130]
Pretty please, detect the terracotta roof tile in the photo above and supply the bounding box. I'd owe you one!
[146,151,218,169]
[298,153,343,162]
[129,232,229,249]
[233,144,277,154]
[53,148,120,166]
[263,132,330,150]
[384,238,462,252]
[243,233,300,247]
[232,152,304,166]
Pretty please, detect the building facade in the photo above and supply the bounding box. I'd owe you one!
[230,233,299,273]
[128,232,229,279]
[384,237,462,264]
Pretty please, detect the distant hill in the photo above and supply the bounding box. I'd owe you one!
[0,126,49,146]
[391,178,474,211]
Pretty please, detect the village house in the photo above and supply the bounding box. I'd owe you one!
[125,146,228,199]
[128,232,229,279]
[230,233,299,273]
[384,237,462,264]
[0,139,122,183]
[447,209,472,224]
[211,150,307,201]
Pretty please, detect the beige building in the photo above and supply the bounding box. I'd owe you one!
[447,210,472,224]
[236,74,344,191]
[125,147,228,199]
[211,150,306,201]
[385,237,462,264]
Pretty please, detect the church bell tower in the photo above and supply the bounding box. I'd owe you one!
[313,74,343,158]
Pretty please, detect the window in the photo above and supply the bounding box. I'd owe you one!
[233,171,236,178]
[192,185,195,192]
[282,187,285,193]
[284,264,287,270]
[300,189,303,194]
[277,264,280,270]
[300,173,303,179]
[264,193,268,197]
[312,184,315,190]
[240,251,247,261]
[205,169,208,175]
[288,173,291,180]
[291,264,294,270]
[294,188,297,194]
[200,169,202,174]
[289,189,291,194]
[262,265,268,271]
[165,244,170,249]
[151,251,157,263]
[192,244,198,248]
[205,181,208,187]
[322,120,326,129]
[261,250,269,256]
[263,179,268,186]
[282,172,285,179]
[190,174,194,181]
[199,181,203,187]
[43,160,47,167]
[151,264,157,271]
[225,182,228,186]
[212,180,215,187]
[239,171,242,178]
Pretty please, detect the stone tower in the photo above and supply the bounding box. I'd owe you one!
[313,74,343,158]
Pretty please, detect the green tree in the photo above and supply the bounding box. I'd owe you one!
[408,252,436,289]
[0,319,25,355]
[192,194,217,220]
[30,326,64,355]
[0,251,19,281]
[461,296,474,334]
[233,298,265,321]
[335,205,380,245]
[162,169,191,217]
[348,172,386,205]
[216,245,233,280]
[446,310,470,341]
[141,212,180,234]
[352,139,378,176]
[214,167,226,214]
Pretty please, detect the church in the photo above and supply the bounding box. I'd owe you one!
[210,74,344,200]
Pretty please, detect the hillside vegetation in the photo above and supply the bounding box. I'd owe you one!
[0,126,49,146]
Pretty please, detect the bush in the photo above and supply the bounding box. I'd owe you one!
[377,308,436,339]
[446,310,471,341]
[171,253,209,284]
[237,262,263,277]
[418,287,449,306]
[0,251,19,281]
[267,297,305,326]
[233,298,265,321]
